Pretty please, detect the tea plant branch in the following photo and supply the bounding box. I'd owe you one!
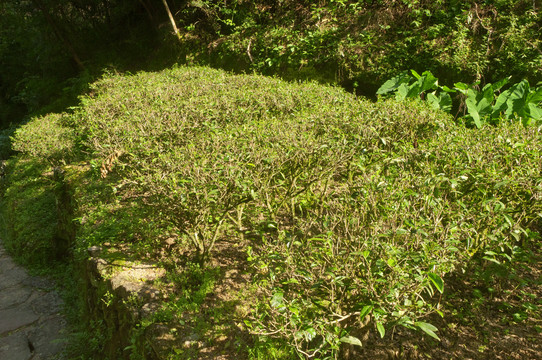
[293,337,327,359]
[274,173,299,215]
[326,311,361,325]
[318,175,332,219]
[203,196,254,255]
[249,328,283,336]
[525,40,542,55]
[226,202,246,231]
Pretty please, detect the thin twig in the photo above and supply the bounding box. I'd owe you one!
[326,311,361,325]
[249,328,282,336]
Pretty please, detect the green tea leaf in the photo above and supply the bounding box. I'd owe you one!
[387,258,396,267]
[427,272,444,294]
[270,291,284,308]
[359,305,373,320]
[303,327,317,341]
[376,322,385,338]
[415,321,440,340]
[340,335,363,346]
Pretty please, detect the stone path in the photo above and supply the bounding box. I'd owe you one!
[0,240,67,360]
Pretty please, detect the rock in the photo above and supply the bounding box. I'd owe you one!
[0,333,33,360]
[0,240,67,359]
[0,257,17,274]
[0,308,39,335]
[27,316,67,358]
[29,291,63,315]
[85,255,167,359]
[0,266,27,290]
[0,287,32,309]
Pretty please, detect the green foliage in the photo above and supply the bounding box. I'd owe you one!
[245,100,541,357]
[377,70,453,112]
[67,67,542,357]
[0,158,57,267]
[5,66,542,358]
[456,80,506,128]
[2,0,541,126]
[0,0,76,124]
[0,125,17,159]
[492,79,542,125]
[161,263,218,316]
[0,0,158,126]
[1,1,540,357]
[172,0,542,94]
[11,113,76,162]
[378,71,542,127]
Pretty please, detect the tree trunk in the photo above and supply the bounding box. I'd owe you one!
[139,0,156,24]
[31,0,85,71]
[161,0,182,42]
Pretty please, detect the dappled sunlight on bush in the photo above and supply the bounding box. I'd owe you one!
[3,66,541,359]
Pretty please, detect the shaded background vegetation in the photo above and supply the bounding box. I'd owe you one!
[1,0,541,129]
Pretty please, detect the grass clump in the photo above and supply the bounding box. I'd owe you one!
[5,66,542,359]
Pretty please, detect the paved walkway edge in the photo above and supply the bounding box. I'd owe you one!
[0,240,67,360]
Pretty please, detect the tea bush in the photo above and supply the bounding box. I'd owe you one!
[11,113,76,162]
[1,111,78,266]
[0,158,57,266]
[8,66,542,359]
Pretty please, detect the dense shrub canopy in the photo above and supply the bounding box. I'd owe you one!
[9,66,542,358]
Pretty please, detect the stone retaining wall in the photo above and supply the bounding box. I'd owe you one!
[84,249,166,359]
[53,165,174,359]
